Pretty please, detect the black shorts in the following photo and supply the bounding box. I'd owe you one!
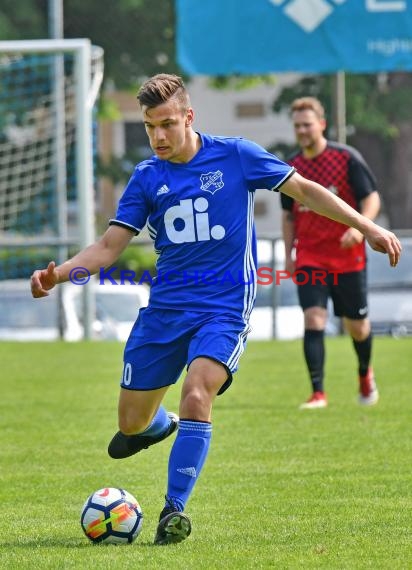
[295,266,368,320]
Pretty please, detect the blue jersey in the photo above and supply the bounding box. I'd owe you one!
[110,134,294,321]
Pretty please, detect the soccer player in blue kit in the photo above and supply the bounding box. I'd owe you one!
[31,74,401,545]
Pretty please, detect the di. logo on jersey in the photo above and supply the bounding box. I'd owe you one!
[164,198,226,244]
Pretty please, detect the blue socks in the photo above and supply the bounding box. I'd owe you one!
[140,405,170,437]
[165,419,212,511]
[139,415,212,512]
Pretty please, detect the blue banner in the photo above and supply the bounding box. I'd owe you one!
[176,0,412,74]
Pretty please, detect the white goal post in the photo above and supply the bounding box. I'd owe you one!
[0,39,104,339]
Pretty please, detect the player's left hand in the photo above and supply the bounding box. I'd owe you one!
[364,226,402,267]
[340,227,364,249]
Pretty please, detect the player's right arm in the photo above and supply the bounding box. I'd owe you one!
[31,225,135,298]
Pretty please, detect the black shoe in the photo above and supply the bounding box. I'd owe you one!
[107,412,178,459]
[154,506,191,546]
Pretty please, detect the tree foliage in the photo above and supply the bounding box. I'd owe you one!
[63,0,180,88]
[273,73,412,140]
[208,75,277,91]
[0,0,47,39]
[0,0,180,89]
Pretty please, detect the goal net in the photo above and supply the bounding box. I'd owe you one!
[0,39,103,281]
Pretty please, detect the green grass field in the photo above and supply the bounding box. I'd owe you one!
[0,337,411,569]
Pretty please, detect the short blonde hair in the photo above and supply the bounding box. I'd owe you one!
[290,97,325,120]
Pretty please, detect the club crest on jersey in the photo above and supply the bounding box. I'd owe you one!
[200,170,224,194]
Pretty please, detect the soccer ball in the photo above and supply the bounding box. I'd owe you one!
[80,487,143,544]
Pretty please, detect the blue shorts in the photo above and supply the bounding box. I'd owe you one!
[121,307,251,394]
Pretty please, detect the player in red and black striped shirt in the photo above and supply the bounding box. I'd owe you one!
[281,97,381,409]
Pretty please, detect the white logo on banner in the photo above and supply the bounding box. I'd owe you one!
[269,0,405,33]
